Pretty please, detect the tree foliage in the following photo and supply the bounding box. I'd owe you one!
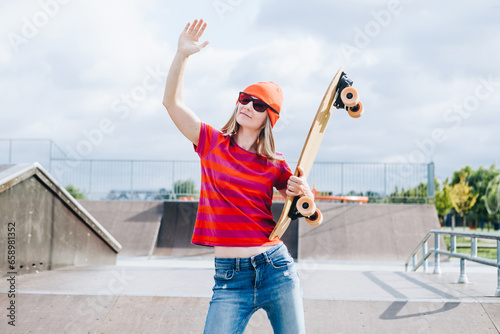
[65,184,85,199]
[174,179,197,196]
[388,164,500,228]
[485,175,500,221]
[447,171,478,218]
[434,179,453,217]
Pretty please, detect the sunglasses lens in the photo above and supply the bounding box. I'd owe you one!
[252,100,268,112]
[239,92,252,105]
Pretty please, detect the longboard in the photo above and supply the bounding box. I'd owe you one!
[269,67,363,240]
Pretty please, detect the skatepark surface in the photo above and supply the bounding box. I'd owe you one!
[1,163,499,333]
[1,256,499,333]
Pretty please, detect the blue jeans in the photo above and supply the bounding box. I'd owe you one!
[203,243,306,334]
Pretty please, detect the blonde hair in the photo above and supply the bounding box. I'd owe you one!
[221,105,284,161]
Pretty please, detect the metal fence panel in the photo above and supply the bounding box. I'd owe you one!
[3,139,432,202]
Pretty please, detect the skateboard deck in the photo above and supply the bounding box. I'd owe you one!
[269,67,363,240]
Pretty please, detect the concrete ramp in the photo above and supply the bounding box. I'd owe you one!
[298,204,442,261]
[79,201,163,257]
[154,201,299,258]
[0,163,121,276]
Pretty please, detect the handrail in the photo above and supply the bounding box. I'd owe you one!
[405,229,500,297]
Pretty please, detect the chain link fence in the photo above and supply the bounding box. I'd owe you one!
[1,139,434,202]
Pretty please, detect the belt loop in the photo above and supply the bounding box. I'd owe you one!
[235,258,240,271]
[264,251,270,264]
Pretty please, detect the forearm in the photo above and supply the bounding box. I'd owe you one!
[163,52,188,109]
[162,52,201,144]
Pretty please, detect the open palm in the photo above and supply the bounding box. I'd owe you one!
[178,19,209,57]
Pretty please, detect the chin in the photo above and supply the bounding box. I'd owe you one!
[236,114,251,126]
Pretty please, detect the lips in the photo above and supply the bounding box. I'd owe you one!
[240,111,252,119]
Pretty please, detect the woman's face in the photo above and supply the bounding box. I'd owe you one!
[235,97,268,131]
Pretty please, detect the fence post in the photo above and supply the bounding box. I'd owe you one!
[433,233,441,274]
[423,241,428,273]
[384,163,387,199]
[458,258,469,283]
[8,139,12,163]
[427,162,435,201]
[341,163,344,196]
[450,235,456,253]
[496,239,500,296]
[172,161,175,194]
[130,160,134,199]
[471,237,477,257]
[89,160,93,199]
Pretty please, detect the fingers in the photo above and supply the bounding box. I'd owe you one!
[197,20,208,37]
[199,40,210,50]
[187,19,197,34]
[296,166,304,177]
[287,178,302,196]
[287,167,310,197]
[186,19,207,37]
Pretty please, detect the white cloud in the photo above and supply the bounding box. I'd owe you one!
[0,0,499,181]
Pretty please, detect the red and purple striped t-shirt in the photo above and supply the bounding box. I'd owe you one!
[192,122,293,247]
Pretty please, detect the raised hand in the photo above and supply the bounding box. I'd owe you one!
[177,19,210,57]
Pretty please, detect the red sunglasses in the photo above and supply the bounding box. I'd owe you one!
[238,92,278,114]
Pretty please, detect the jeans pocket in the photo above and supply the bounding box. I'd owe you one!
[270,252,294,270]
[214,269,235,281]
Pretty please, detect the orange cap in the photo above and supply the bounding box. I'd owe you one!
[241,82,283,128]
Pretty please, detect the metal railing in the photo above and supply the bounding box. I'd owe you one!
[405,230,500,296]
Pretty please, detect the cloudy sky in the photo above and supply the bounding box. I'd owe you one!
[1,0,499,182]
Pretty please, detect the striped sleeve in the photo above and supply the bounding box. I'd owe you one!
[194,123,222,158]
[275,159,293,190]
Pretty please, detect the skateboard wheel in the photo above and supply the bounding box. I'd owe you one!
[347,101,363,118]
[297,196,316,217]
[306,209,323,227]
[341,87,359,107]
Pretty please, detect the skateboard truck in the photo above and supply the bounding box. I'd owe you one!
[333,73,353,109]
[288,196,303,221]
[288,196,323,227]
[334,73,363,117]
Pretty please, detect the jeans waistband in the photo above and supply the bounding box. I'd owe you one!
[214,243,286,270]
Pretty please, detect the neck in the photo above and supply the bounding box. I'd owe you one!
[234,127,260,153]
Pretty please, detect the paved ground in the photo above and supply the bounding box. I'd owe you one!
[1,257,499,333]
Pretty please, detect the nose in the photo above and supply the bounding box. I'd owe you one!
[241,102,254,112]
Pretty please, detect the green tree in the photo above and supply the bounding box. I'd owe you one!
[485,175,500,222]
[450,164,499,228]
[174,179,197,196]
[435,178,453,220]
[389,180,435,204]
[448,172,478,228]
[65,184,85,199]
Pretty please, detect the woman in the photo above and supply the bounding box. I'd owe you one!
[163,19,312,333]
